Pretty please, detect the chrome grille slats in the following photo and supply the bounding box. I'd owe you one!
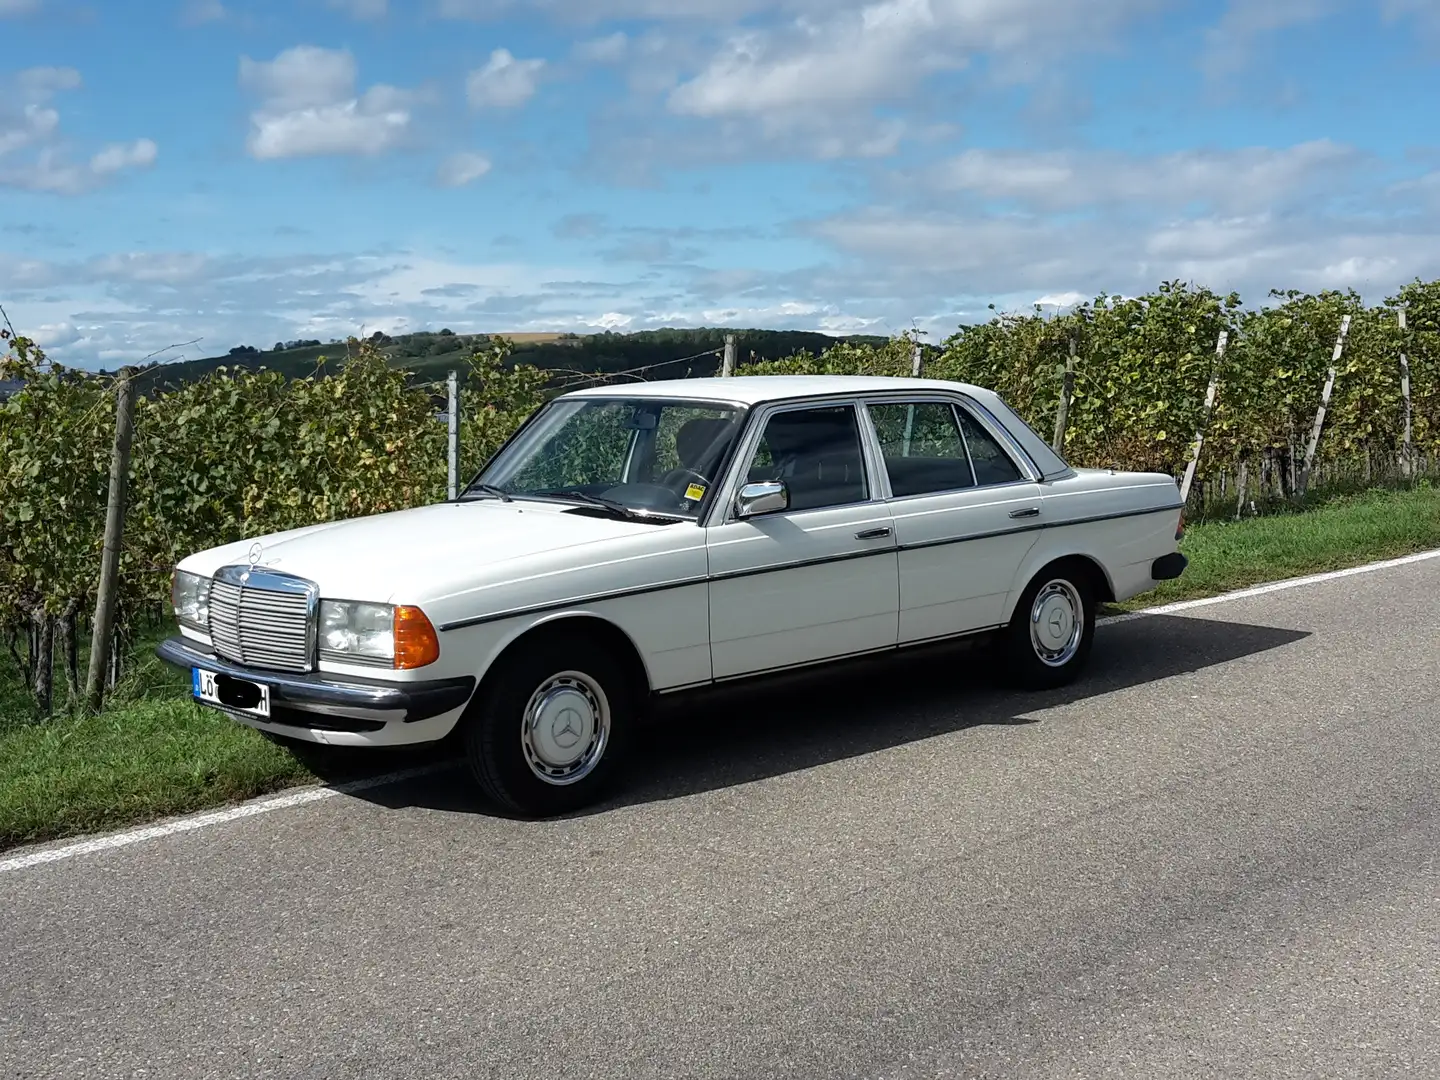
[205,565,318,673]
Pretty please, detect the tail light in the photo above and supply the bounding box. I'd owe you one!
[1175,508,1186,541]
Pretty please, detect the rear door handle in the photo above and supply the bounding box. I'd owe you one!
[855,527,892,540]
[1008,507,1041,519]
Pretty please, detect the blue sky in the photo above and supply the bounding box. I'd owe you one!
[1,0,1438,367]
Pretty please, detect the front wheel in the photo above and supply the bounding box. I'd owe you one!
[996,565,1096,690]
[461,632,633,817]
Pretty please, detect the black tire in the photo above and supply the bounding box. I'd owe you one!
[462,630,634,817]
[996,562,1097,690]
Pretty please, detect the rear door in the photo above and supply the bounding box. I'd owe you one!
[862,395,1043,644]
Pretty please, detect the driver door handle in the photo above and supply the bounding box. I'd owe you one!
[855,527,892,540]
[1008,507,1040,519]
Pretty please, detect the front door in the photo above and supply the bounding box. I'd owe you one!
[706,402,900,680]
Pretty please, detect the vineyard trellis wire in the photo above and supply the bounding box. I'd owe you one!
[3,277,1438,717]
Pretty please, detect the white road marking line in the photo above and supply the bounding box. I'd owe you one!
[1097,546,1440,626]
[6,544,1440,875]
[0,763,446,875]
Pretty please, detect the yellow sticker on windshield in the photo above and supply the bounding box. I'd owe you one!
[685,483,706,501]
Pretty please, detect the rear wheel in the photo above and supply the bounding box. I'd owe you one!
[462,631,633,817]
[996,563,1096,690]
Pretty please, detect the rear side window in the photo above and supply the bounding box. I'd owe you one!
[956,409,1024,487]
[867,402,975,496]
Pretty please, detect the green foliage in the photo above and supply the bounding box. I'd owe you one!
[0,341,114,619]
[930,282,1245,472]
[0,334,546,715]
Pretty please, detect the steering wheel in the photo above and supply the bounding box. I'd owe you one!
[659,467,712,500]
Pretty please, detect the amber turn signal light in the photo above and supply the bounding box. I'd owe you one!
[393,605,440,669]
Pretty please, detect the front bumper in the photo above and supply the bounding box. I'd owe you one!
[156,635,475,730]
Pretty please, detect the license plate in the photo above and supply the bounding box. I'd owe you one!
[192,667,271,719]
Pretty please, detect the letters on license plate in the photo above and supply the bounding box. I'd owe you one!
[192,667,271,718]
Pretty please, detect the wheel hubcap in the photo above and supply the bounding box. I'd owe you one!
[1029,579,1083,667]
[521,671,610,786]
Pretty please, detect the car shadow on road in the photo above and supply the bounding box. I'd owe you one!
[322,612,1310,818]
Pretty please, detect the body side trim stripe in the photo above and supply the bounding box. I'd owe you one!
[437,502,1183,632]
[897,502,1183,554]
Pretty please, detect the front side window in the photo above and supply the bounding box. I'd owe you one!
[867,401,975,497]
[744,404,870,512]
[471,397,743,520]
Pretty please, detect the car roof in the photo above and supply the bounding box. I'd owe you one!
[558,374,990,407]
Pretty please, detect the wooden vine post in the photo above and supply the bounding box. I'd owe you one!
[1399,308,1413,479]
[85,366,138,713]
[1052,337,1076,454]
[1178,330,1228,506]
[1298,313,1351,498]
[721,334,736,377]
[911,340,924,377]
[446,369,459,501]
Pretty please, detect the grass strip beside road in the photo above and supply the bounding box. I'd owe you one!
[1114,485,1440,610]
[0,693,312,853]
[3,483,1439,852]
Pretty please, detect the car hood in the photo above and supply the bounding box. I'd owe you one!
[176,498,682,604]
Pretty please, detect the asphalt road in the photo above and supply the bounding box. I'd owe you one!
[4,560,1438,1080]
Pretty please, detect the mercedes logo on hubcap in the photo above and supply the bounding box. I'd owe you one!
[551,708,583,750]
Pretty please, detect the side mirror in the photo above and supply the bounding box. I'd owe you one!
[735,480,788,518]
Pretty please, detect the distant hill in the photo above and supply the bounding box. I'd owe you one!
[124,327,891,396]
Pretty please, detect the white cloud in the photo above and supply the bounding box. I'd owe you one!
[90,139,159,175]
[575,31,629,63]
[0,246,880,366]
[435,0,790,19]
[179,0,225,24]
[809,203,1440,303]
[927,141,1361,213]
[328,0,387,18]
[668,1,955,118]
[1382,0,1440,37]
[238,46,418,159]
[0,67,157,194]
[240,46,358,111]
[17,66,82,98]
[1034,292,1085,309]
[465,49,546,109]
[658,0,1164,154]
[1200,0,1338,80]
[437,152,492,186]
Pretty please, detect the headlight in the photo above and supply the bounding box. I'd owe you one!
[172,570,210,632]
[319,600,395,665]
[319,600,441,670]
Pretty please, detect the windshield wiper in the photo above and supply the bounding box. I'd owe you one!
[457,483,513,503]
[531,489,683,524]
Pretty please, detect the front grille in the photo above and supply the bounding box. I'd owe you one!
[206,566,317,673]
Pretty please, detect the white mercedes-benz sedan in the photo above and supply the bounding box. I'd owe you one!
[159,375,1188,815]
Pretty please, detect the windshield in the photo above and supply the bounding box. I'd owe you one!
[468,396,746,520]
